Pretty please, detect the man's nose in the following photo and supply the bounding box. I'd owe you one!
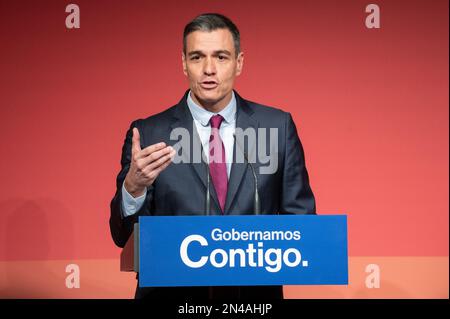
[203,57,216,75]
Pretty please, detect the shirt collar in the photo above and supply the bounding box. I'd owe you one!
[187,90,236,127]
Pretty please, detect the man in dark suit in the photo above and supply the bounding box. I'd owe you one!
[110,13,315,300]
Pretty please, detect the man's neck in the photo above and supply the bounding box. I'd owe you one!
[190,91,233,113]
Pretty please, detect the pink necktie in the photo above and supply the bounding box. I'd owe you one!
[209,115,228,213]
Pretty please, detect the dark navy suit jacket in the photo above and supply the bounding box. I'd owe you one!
[110,90,316,299]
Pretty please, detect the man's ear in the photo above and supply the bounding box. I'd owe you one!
[236,52,244,76]
[182,52,187,76]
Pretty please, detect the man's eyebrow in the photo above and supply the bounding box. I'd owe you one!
[213,50,232,56]
[187,50,232,56]
[187,50,204,56]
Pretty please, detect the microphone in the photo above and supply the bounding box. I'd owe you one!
[233,133,260,215]
[205,160,211,216]
[200,142,211,216]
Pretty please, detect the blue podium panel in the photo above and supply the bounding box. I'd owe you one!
[139,215,348,287]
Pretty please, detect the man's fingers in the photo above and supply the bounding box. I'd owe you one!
[139,145,173,166]
[142,149,176,175]
[140,142,167,157]
[152,152,175,175]
[150,149,176,171]
[131,128,141,154]
[133,141,166,161]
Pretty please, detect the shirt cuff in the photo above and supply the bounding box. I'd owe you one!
[121,182,147,218]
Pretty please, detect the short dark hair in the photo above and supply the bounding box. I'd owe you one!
[183,13,241,56]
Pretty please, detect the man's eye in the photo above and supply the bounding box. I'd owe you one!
[218,55,227,60]
[191,56,200,60]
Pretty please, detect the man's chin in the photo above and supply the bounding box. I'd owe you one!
[195,92,222,106]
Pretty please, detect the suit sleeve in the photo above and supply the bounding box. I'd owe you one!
[109,120,154,248]
[280,112,316,214]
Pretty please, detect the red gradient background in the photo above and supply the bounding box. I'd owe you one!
[0,0,448,297]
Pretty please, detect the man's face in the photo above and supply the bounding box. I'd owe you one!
[182,28,244,111]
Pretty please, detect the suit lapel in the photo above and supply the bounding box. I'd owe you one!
[169,91,221,212]
[224,93,258,213]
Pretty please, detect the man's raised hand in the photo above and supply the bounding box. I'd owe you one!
[124,127,176,197]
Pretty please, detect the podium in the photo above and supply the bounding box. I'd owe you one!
[120,223,139,272]
[121,215,348,287]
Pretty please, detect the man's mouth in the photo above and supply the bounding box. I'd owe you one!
[200,81,218,89]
